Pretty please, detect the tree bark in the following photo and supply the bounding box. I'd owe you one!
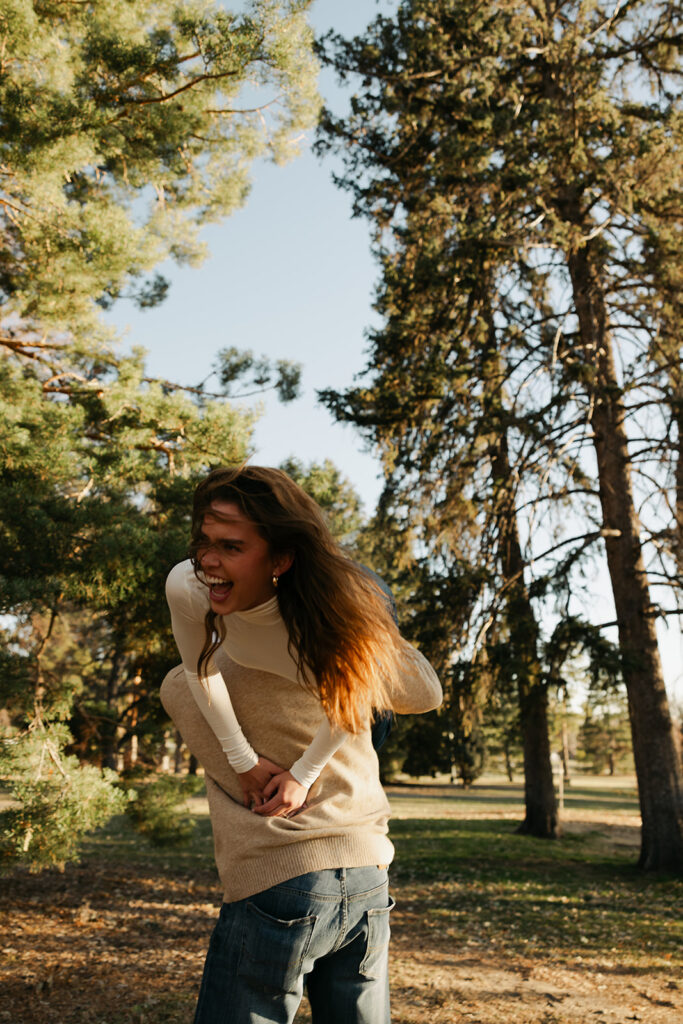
[493,430,559,838]
[504,742,514,783]
[674,401,683,577]
[481,284,558,838]
[516,666,558,837]
[102,638,124,771]
[560,700,571,785]
[174,731,184,774]
[568,244,683,872]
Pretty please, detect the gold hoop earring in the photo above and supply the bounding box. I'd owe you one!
[272,574,279,588]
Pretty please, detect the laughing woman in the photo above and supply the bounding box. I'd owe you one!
[161,464,442,1024]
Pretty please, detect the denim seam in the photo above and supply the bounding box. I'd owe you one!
[346,882,389,904]
[268,887,340,901]
[358,901,393,978]
[329,868,348,953]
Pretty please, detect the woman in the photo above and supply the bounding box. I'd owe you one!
[161,464,442,1024]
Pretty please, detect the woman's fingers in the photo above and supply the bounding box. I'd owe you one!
[252,798,309,818]
[236,757,286,802]
[253,794,282,816]
[262,776,278,799]
[248,771,309,816]
[241,787,265,809]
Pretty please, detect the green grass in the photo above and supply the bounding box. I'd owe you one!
[82,806,218,875]
[388,816,682,967]
[385,774,641,818]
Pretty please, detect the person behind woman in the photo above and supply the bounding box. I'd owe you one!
[160,464,442,1024]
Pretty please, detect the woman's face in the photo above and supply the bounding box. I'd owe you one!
[196,500,292,615]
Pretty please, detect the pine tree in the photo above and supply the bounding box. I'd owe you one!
[0,349,256,867]
[0,0,319,870]
[317,0,683,868]
[1,0,319,347]
[578,692,633,776]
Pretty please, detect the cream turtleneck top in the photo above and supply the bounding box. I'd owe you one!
[165,560,344,787]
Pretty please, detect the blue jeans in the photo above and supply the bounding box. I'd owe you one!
[193,866,393,1024]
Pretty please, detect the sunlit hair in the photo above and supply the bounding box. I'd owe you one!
[188,464,402,732]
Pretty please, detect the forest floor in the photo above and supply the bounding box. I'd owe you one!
[1,774,682,1024]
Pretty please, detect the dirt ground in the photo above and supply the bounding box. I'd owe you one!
[389,942,681,1024]
[1,793,680,1024]
[388,845,680,1024]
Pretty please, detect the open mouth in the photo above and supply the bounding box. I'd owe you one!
[203,574,233,603]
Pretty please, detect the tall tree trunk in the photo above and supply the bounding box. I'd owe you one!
[568,244,683,872]
[504,742,514,783]
[32,605,59,718]
[102,638,124,771]
[674,399,683,577]
[174,731,184,774]
[123,669,141,771]
[482,289,558,838]
[561,715,571,785]
[493,430,559,838]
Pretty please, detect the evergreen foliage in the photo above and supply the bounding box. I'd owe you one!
[484,687,522,782]
[279,456,366,544]
[125,773,203,847]
[0,0,319,345]
[0,0,319,871]
[317,0,683,867]
[577,692,633,776]
[0,724,127,871]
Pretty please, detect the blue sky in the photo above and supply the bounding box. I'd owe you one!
[108,0,393,513]
[106,0,682,703]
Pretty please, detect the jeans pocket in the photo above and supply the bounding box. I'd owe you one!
[359,896,395,980]
[238,901,316,994]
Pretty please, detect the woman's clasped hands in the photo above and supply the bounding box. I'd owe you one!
[237,756,308,818]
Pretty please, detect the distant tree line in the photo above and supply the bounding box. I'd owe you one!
[379,682,637,786]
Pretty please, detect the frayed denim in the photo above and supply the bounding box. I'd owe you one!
[193,866,393,1024]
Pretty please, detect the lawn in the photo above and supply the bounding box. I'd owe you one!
[1,775,681,1024]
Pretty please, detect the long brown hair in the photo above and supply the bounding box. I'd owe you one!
[188,465,401,732]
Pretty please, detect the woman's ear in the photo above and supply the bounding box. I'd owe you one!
[273,551,294,577]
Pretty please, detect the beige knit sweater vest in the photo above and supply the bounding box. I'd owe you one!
[161,639,441,902]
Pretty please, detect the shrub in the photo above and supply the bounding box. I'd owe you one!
[126,774,200,847]
[0,724,128,871]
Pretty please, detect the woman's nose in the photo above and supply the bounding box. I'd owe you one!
[200,546,219,568]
